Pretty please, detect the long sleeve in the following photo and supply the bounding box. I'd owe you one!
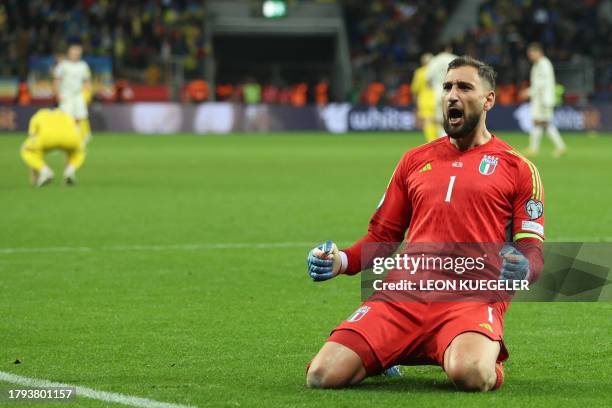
[341,154,412,275]
[515,238,544,283]
[511,155,545,282]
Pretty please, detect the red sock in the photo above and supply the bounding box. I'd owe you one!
[492,362,504,391]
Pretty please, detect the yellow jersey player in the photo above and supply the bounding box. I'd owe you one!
[21,108,86,187]
[426,44,457,138]
[411,53,437,142]
[53,42,92,143]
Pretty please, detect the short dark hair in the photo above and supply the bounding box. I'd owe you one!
[527,42,543,52]
[447,55,497,89]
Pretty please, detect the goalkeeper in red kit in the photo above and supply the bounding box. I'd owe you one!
[306,56,545,391]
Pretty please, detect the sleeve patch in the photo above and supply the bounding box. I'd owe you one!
[525,199,544,220]
[521,221,544,235]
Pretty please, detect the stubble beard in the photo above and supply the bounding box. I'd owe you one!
[443,111,481,139]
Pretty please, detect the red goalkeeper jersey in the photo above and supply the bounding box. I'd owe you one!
[342,135,545,276]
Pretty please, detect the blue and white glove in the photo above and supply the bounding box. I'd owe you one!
[499,244,530,282]
[307,240,340,282]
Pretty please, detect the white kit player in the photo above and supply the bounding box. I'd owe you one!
[522,42,566,157]
[54,42,92,142]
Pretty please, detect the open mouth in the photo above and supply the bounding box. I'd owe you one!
[448,107,464,126]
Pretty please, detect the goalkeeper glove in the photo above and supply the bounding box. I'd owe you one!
[307,240,341,282]
[499,244,530,282]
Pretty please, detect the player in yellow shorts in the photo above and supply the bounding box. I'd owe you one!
[411,53,438,142]
[20,108,86,187]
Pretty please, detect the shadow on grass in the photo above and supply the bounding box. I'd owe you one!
[350,376,456,394]
[506,377,612,395]
[349,375,612,398]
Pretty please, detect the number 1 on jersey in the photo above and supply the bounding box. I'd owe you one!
[445,176,456,202]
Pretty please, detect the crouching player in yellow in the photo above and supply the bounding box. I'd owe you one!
[20,108,86,187]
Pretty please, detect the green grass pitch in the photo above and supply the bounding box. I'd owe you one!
[0,131,611,407]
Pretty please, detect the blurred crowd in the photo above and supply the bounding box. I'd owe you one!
[180,78,330,107]
[1,0,611,104]
[345,0,612,105]
[463,0,612,102]
[343,0,456,103]
[0,0,208,82]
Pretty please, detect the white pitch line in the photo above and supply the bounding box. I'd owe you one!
[0,246,93,254]
[0,371,197,408]
[0,238,610,255]
[0,241,321,255]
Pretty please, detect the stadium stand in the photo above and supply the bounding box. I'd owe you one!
[0,0,610,104]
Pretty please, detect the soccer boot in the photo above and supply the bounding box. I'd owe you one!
[382,365,402,377]
[64,165,77,185]
[36,166,54,187]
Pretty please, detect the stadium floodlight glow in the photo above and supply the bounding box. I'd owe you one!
[262,0,287,18]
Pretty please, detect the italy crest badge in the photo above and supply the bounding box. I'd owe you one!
[479,155,498,176]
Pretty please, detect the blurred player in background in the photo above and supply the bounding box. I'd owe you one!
[306,56,545,391]
[411,53,437,142]
[54,42,92,143]
[21,108,86,186]
[426,44,457,137]
[522,43,566,157]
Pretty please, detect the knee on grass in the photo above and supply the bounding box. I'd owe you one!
[306,362,353,389]
[446,358,497,392]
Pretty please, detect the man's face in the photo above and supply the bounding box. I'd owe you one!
[442,66,493,139]
[526,47,539,62]
[67,45,82,61]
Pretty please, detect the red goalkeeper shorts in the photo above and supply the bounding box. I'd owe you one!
[328,301,509,375]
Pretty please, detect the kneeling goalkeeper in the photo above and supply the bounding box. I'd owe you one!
[305,56,545,391]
